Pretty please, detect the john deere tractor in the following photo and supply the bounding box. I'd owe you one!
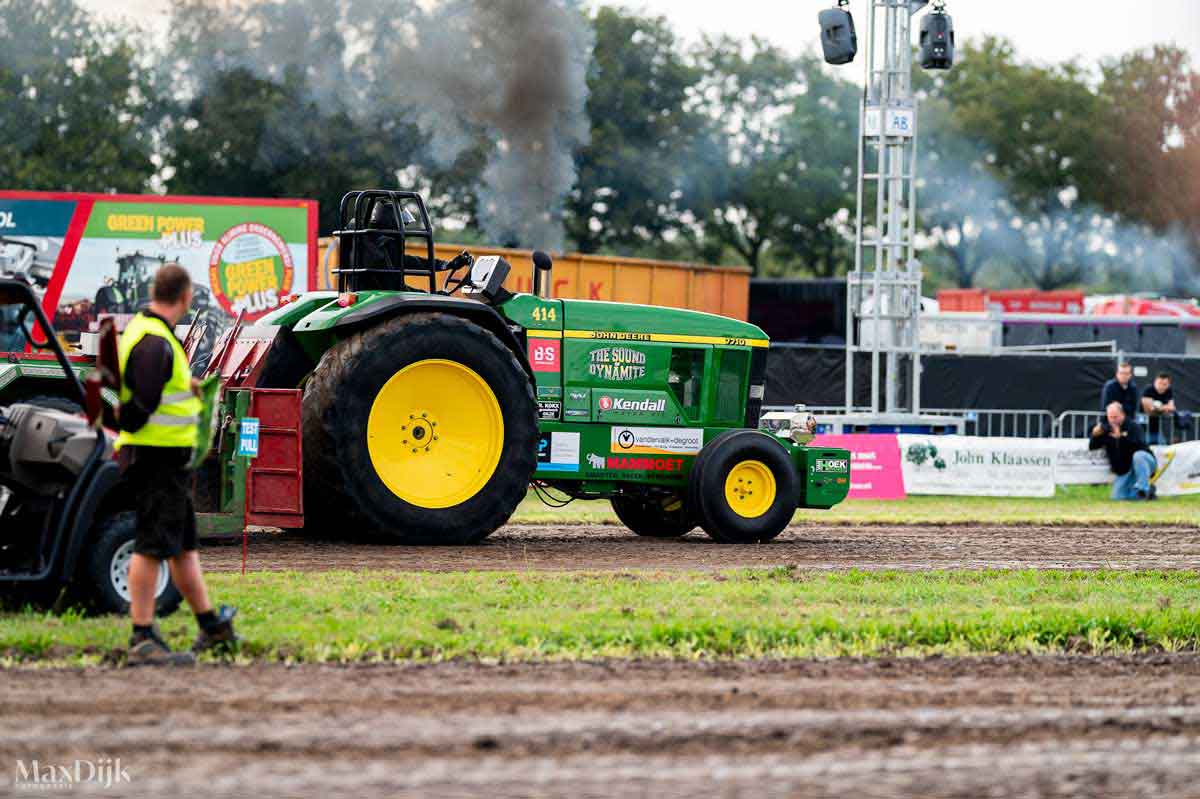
[211,190,847,545]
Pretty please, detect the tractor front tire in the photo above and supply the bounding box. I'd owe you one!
[83,512,183,616]
[611,492,695,538]
[688,430,798,544]
[302,313,537,545]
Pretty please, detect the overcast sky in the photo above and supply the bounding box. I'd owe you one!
[83,0,1200,68]
[624,0,1200,68]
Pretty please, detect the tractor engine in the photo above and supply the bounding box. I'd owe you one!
[0,404,106,496]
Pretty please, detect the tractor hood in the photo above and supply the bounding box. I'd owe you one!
[557,299,768,347]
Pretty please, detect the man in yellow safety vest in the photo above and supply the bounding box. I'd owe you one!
[117,263,237,665]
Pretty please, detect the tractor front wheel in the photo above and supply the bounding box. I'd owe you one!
[611,492,695,538]
[688,430,798,544]
[302,313,538,544]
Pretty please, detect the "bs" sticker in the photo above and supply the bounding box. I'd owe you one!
[528,339,561,372]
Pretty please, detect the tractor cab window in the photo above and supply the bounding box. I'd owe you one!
[667,348,704,422]
[713,348,749,426]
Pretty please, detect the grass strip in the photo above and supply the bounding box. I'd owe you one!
[3,569,1199,666]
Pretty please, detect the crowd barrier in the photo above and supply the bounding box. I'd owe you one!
[767,405,1199,443]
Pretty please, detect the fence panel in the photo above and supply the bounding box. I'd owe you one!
[919,408,1056,438]
[1055,410,1198,444]
[762,405,1198,442]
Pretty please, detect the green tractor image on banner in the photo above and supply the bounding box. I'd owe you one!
[243,189,849,544]
[94,251,228,370]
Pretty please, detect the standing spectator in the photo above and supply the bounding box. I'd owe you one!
[1141,372,1176,445]
[1090,401,1157,501]
[1100,361,1139,417]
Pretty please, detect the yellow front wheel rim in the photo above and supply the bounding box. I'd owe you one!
[724,460,776,518]
[366,359,504,509]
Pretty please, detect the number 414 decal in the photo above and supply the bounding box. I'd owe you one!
[531,306,557,322]
[528,339,561,372]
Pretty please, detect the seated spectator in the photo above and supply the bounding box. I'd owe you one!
[1141,371,1176,445]
[1090,401,1157,501]
[1100,361,1139,417]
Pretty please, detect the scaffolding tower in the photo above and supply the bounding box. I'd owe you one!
[844,0,927,418]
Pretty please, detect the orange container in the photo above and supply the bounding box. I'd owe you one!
[936,289,986,312]
[986,289,1084,314]
[316,238,751,320]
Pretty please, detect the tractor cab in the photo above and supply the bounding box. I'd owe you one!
[331,189,512,303]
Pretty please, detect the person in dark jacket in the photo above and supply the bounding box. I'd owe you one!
[1141,371,1177,445]
[119,264,238,665]
[1090,401,1157,500]
[1100,361,1139,417]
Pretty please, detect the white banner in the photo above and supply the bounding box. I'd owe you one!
[1151,441,1200,496]
[897,435,1057,497]
[1041,438,1200,493]
[1048,438,1114,485]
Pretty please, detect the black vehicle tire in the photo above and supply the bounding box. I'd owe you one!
[25,395,83,415]
[302,312,537,545]
[688,430,798,544]
[611,492,695,538]
[84,512,183,616]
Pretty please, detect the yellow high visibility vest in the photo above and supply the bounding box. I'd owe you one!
[116,312,202,450]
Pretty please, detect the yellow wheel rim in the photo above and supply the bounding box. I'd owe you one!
[724,460,776,519]
[366,359,504,509]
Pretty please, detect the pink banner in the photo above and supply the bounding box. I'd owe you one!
[811,434,906,500]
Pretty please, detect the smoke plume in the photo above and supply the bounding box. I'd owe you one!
[920,150,1199,295]
[378,0,593,250]
[162,0,593,250]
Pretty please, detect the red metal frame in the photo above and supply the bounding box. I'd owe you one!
[244,388,304,529]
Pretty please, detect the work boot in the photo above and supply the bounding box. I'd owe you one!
[192,605,240,654]
[1149,485,1159,501]
[127,627,196,667]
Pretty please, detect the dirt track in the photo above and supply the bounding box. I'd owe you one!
[3,656,1200,798]
[203,523,1200,572]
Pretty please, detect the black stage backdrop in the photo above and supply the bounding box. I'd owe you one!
[764,345,1200,415]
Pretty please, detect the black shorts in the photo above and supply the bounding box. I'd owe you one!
[119,446,197,560]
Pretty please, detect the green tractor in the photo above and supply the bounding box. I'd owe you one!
[220,189,849,544]
[1,188,850,552]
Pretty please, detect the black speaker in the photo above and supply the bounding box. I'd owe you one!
[919,9,955,70]
[818,7,858,66]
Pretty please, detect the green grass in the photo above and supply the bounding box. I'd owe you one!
[512,484,1200,526]
[4,569,1199,666]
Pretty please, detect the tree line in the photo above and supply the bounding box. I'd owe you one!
[1,0,1197,292]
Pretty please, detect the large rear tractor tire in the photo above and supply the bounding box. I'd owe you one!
[688,430,798,544]
[302,313,538,544]
[611,492,695,538]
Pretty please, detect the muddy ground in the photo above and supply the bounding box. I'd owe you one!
[203,523,1200,572]
[3,656,1199,798]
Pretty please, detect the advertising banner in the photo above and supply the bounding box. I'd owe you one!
[810,433,905,500]
[1151,441,1200,496]
[897,435,1057,497]
[0,191,317,360]
[1047,438,1113,485]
